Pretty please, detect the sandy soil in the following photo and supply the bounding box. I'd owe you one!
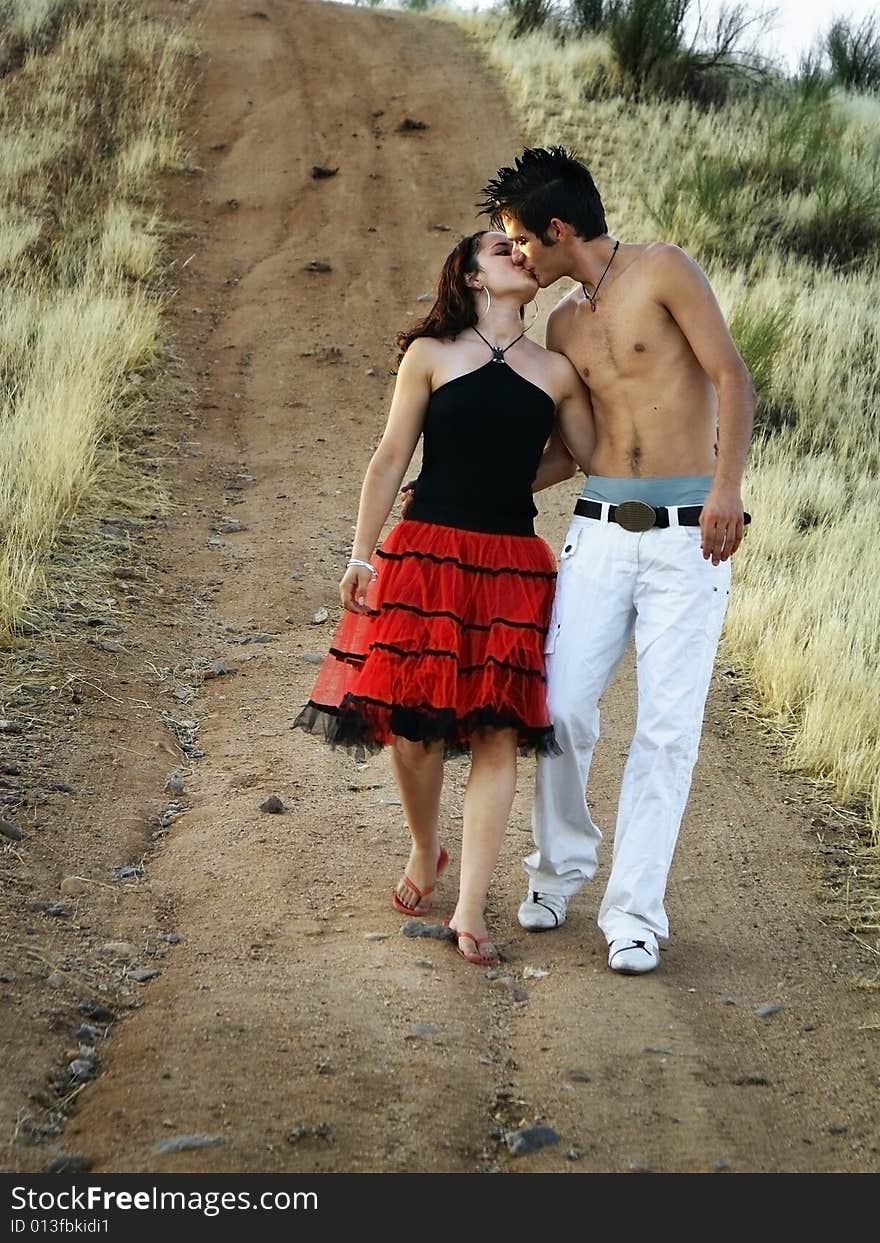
[2,0,878,1177]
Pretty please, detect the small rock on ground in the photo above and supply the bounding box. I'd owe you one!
[401,921,455,940]
[0,819,24,842]
[153,1134,223,1154]
[504,1124,560,1156]
[44,1154,93,1174]
[755,1003,784,1018]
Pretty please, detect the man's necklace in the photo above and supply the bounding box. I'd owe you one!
[582,239,620,313]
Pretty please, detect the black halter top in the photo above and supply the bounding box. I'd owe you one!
[405,361,555,537]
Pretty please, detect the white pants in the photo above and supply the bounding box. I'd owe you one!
[526,511,731,946]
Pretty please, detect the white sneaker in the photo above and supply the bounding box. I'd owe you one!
[517,890,568,931]
[608,938,660,974]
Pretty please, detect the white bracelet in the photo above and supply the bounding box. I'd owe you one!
[347,558,377,576]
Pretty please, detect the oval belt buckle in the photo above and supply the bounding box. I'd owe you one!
[615,500,656,532]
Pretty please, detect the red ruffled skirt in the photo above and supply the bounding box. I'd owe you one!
[294,519,558,756]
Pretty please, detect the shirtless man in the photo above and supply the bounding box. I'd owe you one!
[479,147,755,973]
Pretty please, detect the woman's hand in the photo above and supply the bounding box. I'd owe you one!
[340,565,374,614]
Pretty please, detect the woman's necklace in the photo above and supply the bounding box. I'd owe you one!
[582,239,620,313]
[472,324,526,363]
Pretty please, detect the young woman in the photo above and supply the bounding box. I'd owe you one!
[295,230,594,966]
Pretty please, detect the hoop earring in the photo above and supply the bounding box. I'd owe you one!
[482,287,491,316]
[524,301,539,331]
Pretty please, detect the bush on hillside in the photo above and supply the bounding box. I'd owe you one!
[506,0,556,38]
[604,0,769,103]
[794,16,880,95]
[604,0,686,93]
[647,91,880,268]
[728,302,794,436]
[568,0,607,35]
[827,14,880,92]
[791,51,837,102]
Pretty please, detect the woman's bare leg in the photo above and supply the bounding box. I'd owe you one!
[390,737,445,908]
[448,728,518,958]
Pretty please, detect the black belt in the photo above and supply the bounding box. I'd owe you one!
[574,498,751,533]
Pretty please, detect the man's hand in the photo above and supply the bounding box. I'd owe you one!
[700,486,746,565]
[399,479,417,517]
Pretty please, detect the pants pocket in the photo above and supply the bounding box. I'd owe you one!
[545,524,585,653]
[559,524,583,562]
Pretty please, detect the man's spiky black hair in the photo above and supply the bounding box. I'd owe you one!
[478,146,607,242]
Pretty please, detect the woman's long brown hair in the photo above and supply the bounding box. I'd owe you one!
[395,232,485,360]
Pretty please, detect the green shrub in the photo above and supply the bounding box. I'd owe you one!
[507,0,555,38]
[728,302,796,437]
[648,91,880,268]
[827,15,880,92]
[729,302,792,397]
[603,0,769,103]
[568,0,608,35]
[785,180,880,267]
[791,49,835,100]
[605,0,686,95]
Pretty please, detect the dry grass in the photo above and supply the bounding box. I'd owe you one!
[0,0,79,72]
[441,8,880,838]
[0,0,194,648]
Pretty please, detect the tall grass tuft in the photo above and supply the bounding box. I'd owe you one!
[0,0,192,644]
[0,0,82,74]
[727,301,793,435]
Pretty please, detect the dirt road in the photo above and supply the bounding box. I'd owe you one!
[3,0,877,1175]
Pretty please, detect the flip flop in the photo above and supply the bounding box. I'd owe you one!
[445,924,501,966]
[391,846,449,916]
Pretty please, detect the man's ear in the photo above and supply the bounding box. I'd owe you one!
[548,217,571,242]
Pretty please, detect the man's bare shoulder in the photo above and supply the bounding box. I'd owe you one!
[547,286,580,325]
[639,244,720,316]
[549,283,576,310]
[642,241,706,279]
[546,289,580,351]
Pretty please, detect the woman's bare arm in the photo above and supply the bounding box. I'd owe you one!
[342,342,433,611]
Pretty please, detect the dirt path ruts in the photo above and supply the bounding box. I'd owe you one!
[12,0,878,1174]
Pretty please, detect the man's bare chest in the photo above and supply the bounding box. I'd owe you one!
[563,298,674,387]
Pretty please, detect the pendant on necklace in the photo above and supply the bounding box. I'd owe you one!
[590,301,597,313]
[490,347,505,362]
